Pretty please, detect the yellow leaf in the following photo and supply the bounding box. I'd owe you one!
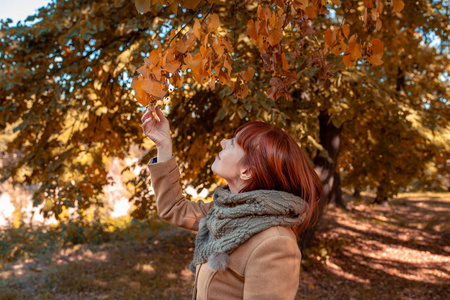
[135,0,152,14]
[393,0,404,13]
[182,0,202,10]
[193,19,201,40]
[305,5,316,19]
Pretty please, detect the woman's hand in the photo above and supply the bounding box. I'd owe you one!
[142,106,173,162]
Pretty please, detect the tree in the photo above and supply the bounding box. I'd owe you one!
[1,0,448,248]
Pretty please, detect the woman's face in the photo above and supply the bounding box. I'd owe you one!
[211,137,251,191]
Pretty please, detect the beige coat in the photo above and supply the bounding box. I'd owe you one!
[148,156,301,300]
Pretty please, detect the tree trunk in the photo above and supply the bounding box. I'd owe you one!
[299,110,343,250]
[353,187,361,198]
[330,172,345,209]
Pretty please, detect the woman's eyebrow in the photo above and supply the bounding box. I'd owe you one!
[231,138,234,146]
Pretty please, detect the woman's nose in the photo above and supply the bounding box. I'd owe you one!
[220,139,226,149]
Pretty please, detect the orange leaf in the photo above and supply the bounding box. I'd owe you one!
[212,37,224,56]
[141,79,167,98]
[209,77,216,90]
[131,76,150,106]
[305,5,316,19]
[183,0,202,10]
[293,0,308,10]
[324,28,333,47]
[268,28,283,46]
[148,49,160,65]
[393,0,404,13]
[331,40,346,56]
[209,14,220,31]
[343,54,355,67]
[370,38,384,55]
[367,53,383,65]
[281,53,289,70]
[151,67,161,81]
[135,0,151,14]
[224,59,232,75]
[241,66,255,81]
[342,24,350,39]
[247,19,258,41]
[364,0,374,9]
[164,60,182,73]
[193,19,201,40]
[376,19,382,31]
[169,0,179,15]
[332,0,341,6]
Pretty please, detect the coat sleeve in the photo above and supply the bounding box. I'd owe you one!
[147,155,214,231]
[243,236,301,300]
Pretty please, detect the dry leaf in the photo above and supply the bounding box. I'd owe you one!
[393,0,405,13]
[193,19,201,40]
[135,0,151,14]
[305,5,316,19]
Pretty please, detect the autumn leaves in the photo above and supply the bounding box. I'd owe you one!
[131,11,255,107]
[132,0,405,107]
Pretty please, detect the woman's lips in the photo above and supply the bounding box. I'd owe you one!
[217,154,221,160]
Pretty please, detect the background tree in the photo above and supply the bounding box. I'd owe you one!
[1,0,448,248]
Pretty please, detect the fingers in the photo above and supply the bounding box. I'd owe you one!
[142,116,154,134]
[155,106,166,122]
[141,108,152,123]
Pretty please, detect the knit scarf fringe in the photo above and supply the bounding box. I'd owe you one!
[189,185,308,274]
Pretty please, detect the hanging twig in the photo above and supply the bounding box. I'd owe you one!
[163,1,209,52]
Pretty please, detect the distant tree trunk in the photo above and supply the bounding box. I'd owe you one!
[374,175,389,204]
[373,67,405,205]
[299,110,343,250]
[330,172,345,208]
[353,187,361,198]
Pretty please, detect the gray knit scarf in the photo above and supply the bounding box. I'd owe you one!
[189,185,308,274]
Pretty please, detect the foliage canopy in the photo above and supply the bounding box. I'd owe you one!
[0,0,449,220]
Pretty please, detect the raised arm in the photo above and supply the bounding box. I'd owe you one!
[142,107,214,231]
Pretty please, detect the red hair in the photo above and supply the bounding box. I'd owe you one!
[235,122,322,235]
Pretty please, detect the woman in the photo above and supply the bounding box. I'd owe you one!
[142,107,322,300]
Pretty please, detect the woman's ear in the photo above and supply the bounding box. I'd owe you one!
[240,167,252,181]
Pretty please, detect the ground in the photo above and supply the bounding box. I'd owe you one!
[1,192,449,300]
